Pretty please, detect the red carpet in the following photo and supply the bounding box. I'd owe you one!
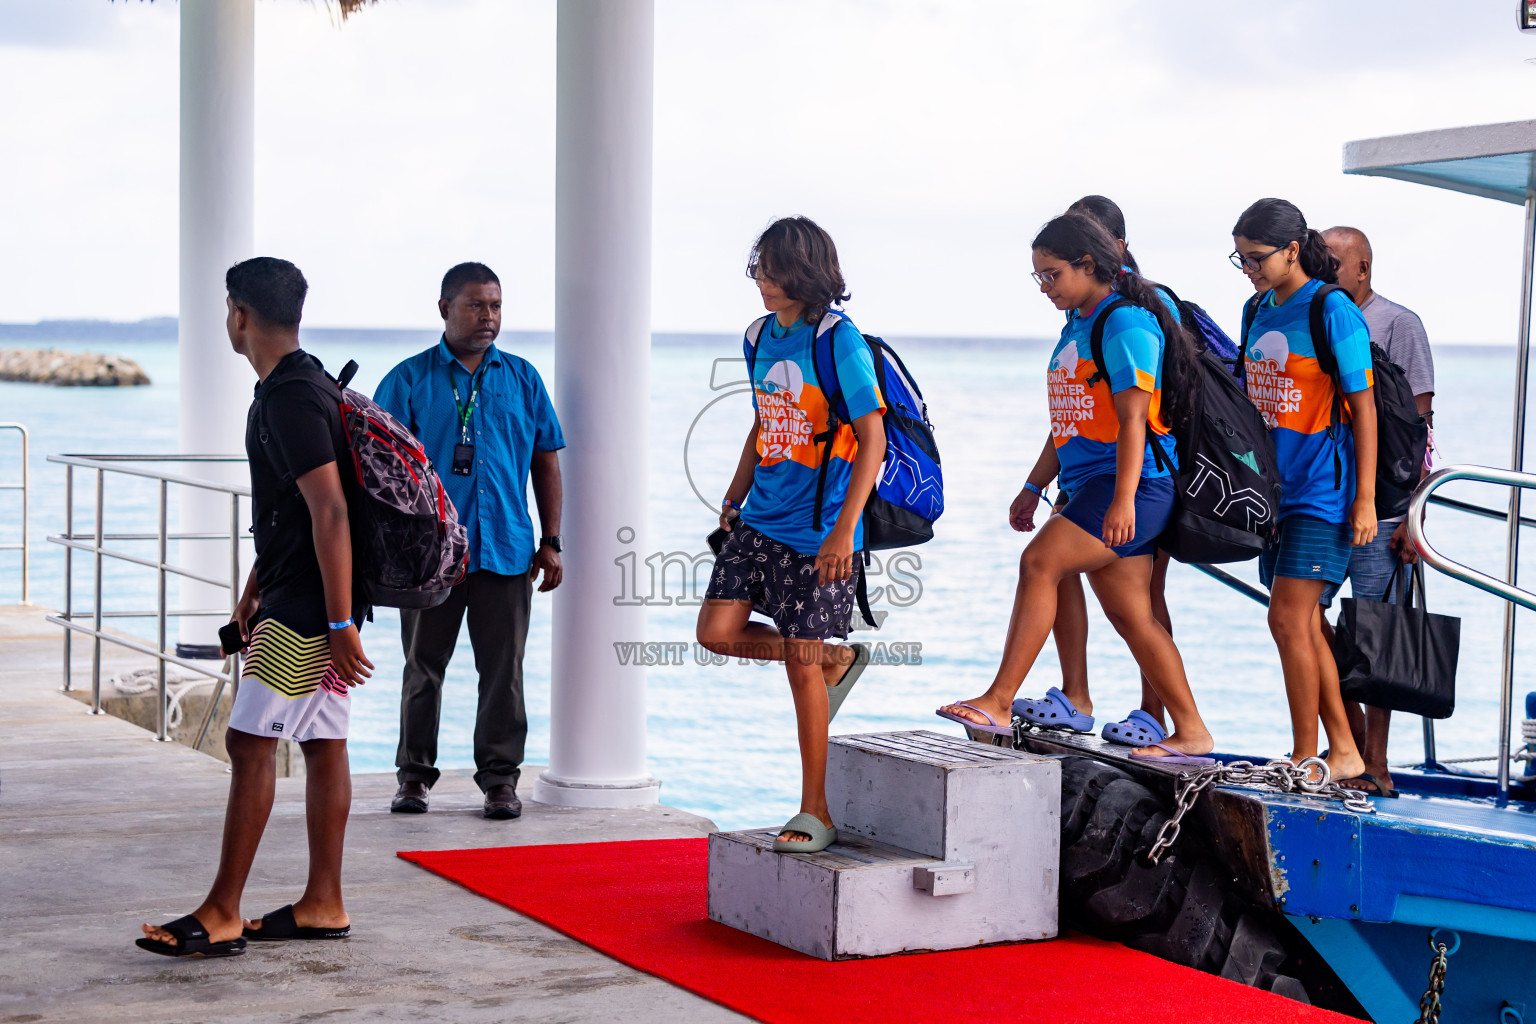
[399,838,1352,1024]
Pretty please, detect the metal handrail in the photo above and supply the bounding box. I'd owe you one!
[45,453,251,748]
[1408,466,1536,612]
[1408,464,1536,798]
[1191,563,1270,607]
[0,423,28,603]
[1426,492,1536,530]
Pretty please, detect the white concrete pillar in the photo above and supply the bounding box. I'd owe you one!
[177,0,255,649]
[534,0,660,808]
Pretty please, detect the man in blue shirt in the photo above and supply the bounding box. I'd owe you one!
[374,263,564,820]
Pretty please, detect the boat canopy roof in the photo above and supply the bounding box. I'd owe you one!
[1344,119,1536,205]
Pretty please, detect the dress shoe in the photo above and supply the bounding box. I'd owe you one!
[483,783,522,820]
[390,781,429,814]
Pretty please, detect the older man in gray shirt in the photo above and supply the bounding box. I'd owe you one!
[1321,225,1435,799]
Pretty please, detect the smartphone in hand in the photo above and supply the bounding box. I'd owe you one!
[218,621,250,656]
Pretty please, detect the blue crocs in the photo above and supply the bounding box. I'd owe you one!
[1102,709,1168,747]
[1011,686,1095,732]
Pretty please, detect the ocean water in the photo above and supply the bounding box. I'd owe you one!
[1,328,1533,831]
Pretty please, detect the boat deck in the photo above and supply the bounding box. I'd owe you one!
[1004,722,1536,930]
[0,605,738,1024]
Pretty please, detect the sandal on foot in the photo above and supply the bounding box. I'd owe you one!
[243,904,351,941]
[827,643,870,724]
[935,702,1014,737]
[772,812,838,853]
[136,914,247,958]
[1012,687,1095,732]
[1130,741,1216,766]
[1339,773,1399,798]
[1102,709,1167,747]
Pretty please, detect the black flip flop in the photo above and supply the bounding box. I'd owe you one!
[1340,772,1400,798]
[243,904,351,941]
[136,913,247,957]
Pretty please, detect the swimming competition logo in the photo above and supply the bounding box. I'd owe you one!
[1050,339,1080,374]
[1246,331,1290,373]
[759,359,805,402]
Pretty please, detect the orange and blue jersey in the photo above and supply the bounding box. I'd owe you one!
[741,315,886,555]
[1050,293,1178,495]
[1243,278,1372,523]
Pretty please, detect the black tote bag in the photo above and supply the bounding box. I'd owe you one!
[1334,563,1459,719]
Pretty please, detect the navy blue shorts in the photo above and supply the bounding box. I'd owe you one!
[704,523,857,641]
[1058,473,1175,559]
[1259,515,1352,588]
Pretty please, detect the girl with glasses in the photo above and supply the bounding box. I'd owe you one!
[1233,198,1374,783]
[938,213,1215,765]
[1008,196,1185,749]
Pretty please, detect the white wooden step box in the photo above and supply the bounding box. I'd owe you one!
[707,730,1060,960]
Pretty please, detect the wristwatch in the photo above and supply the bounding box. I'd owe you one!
[540,535,563,553]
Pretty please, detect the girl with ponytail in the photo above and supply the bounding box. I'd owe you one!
[1232,198,1375,782]
[1008,196,1185,749]
[939,213,1214,764]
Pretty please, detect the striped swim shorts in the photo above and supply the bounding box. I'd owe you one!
[1258,515,1353,588]
[227,600,352,742]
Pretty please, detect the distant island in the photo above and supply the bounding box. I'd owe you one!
[0,348,150,386]
[0,317,178,342]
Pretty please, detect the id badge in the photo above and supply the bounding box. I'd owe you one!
[451,442,475,476]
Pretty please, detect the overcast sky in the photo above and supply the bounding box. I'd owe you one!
[2,0,1535,341]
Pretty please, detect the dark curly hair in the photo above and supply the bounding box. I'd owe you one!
[745,217,850,323]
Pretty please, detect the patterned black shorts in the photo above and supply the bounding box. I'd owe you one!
[704,523,858,641]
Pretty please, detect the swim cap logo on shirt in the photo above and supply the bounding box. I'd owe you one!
[1247,330,1290,373]
[759,359,805,402]
[1051,339,1079,374]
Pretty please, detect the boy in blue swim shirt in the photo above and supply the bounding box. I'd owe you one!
[696,217,887,853]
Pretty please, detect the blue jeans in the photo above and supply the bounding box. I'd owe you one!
[1319,524,1404,608]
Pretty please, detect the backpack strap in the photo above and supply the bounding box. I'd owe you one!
[1308,283,1348,488]
[854,554,878,630]
[809,311,850,534]
[743,314,773,383]
[1087,297,1176,476]
[1239,293,1262,361]
[1086,297,1134,388]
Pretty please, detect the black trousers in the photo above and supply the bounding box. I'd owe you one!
[395,569,532,792]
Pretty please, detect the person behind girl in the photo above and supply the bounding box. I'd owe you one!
[938,213,1214,764]
[1232,198,1374,782]
[1008,196,1176,748]
[696,217,886,853]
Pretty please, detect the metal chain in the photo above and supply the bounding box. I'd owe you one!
[1145,756,1375,865]
[1415,939,1450,1024]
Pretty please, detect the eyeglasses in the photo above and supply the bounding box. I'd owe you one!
[1031,256,1087,288]
[1229,247,1284,273]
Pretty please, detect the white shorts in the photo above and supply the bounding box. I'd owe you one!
[227,615,350,742]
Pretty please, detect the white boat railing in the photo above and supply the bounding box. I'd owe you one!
[44,453,251,749]
[0,423,28,604]
[1409,464,1536,798]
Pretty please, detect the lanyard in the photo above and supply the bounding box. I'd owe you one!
[449,364,485,443]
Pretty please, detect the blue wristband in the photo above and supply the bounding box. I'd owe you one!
[328,618,353,631]
[723,498,741,511]
[1023,481,1047,499]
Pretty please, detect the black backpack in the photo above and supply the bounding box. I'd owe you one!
[1088,298,1281,564]
[1241,284,1428,520]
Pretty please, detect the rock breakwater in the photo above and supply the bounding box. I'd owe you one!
[0,348,150,386]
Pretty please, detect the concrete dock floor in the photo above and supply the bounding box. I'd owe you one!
[0,605,744,1024]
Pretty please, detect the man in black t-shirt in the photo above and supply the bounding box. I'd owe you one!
[138,258,373,959]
